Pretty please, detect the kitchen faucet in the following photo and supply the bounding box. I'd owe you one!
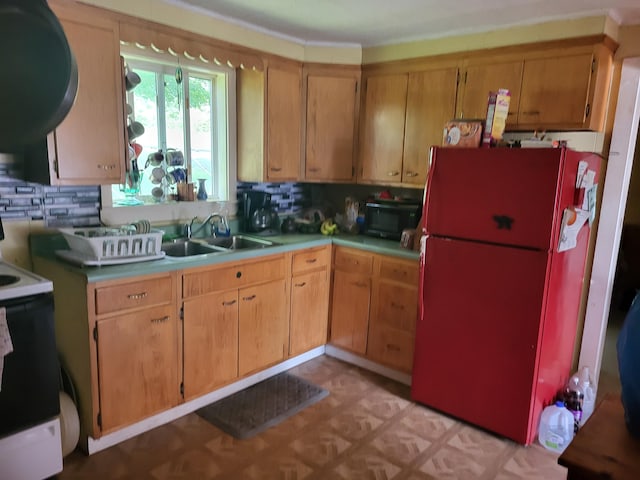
[185,213,228,239]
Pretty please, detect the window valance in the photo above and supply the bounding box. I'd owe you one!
[119,21,264,71]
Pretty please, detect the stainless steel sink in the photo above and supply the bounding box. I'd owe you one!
[202,235,277,250]
[161,235,277,257]
[161,240,224,257]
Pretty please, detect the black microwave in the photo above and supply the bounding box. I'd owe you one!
[364,201,422,240]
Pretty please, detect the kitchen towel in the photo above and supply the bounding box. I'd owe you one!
[0,307,12,392]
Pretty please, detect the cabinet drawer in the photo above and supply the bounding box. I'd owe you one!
[334,248,373,275]
[95,275,173,315]
[379,258,419,285]
[374,281,418,333]
[183,256,285,298]
[367,324,415,373]
[292,246,330,274]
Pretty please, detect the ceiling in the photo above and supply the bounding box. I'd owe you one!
[169,0,640,47]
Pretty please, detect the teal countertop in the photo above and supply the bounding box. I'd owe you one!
[31,232,419,283]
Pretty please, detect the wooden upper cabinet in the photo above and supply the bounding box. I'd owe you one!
[403,68,458,187]
[267,64,302,180]
[25,2,125,185]
[359,74,409,184]
[237,62,302,181]
[359,68,457,187]
[305,72,359,182]
[518,53,596,129]
[459,61,523,127]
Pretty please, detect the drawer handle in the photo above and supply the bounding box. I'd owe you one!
[270,166,282,172]
[128,292,148,300]
[352,281,367,288]
[97,164,116,170]
[222,300,237,306]
[294,282,307,287]
[151,316,169,324]
[387,171,400,176]
[521,110,540,115]
[242,294,256,301]
[390,301,404,310]
[305,258,317,264]
[393,269,407,276]
[405,171,418,177]
[386,344,401,352]
[308,167,320,172]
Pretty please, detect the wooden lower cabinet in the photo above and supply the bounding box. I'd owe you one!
[289,246,331,356]
[97,304,179,432]
[329,270,371,354]
[329,246,419,372]
[238,280,288,376]
[182,290,239,401]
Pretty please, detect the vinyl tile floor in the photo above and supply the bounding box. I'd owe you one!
[59,355,621,480]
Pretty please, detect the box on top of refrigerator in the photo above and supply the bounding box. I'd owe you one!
[483,89,511,147]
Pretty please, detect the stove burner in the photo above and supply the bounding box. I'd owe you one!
[0,274,20,287]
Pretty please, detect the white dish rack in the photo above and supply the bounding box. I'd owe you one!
[60,227,164,261]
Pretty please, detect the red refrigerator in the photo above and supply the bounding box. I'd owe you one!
[411,146,601,445]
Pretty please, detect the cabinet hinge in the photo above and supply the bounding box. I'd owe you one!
[97,412,102,428]
[180,382,184,397]
[585,103,591,118]
[352,166,355,177]
[591,58,596,73]
[93,325,98,342]
[179,305,184,321]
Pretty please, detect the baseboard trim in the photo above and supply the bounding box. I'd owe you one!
[324,345,412,386]
[83,346,325,455]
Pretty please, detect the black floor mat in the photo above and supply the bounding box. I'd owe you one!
[196,372,329,439]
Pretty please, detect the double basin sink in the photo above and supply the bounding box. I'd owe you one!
[161,235,278,258]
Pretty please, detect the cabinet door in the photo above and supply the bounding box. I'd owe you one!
[305,75,358,181]
[183,290,239,400]
[238,280,288,376]
[359,74,408,183]
[367,281,418,372]
[97,305,179,432]
[267,66,302,180]
[329,270,371,354]
[290,269,329,356]
[403,68,458,186]
[518,53,594,128]
[460,61,523,127]
[52,10,125,184]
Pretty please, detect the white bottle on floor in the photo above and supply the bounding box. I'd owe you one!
[538,401,575,453]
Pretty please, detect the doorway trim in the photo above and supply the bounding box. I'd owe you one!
[580,57,640,380]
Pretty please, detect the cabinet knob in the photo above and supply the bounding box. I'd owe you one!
[236,271,242,278]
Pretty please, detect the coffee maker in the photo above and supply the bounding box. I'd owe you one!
[242,191,279,236]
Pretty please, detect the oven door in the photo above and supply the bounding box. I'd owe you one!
[0,293,60,437]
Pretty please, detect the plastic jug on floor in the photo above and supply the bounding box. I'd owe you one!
[538,401,575,453]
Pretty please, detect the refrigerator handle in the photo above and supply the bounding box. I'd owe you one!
[418,234,427,323]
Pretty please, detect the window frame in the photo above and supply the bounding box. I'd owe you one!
[100,47,237,226]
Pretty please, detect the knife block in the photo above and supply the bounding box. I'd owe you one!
[177,182,195,201]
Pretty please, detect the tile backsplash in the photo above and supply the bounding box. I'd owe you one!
[0,154,101,227]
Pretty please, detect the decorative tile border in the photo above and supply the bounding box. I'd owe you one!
[0,158,101,227]
[237,182,312,214]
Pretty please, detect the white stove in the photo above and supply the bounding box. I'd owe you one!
[0,260,53,301]
[0,222,61,479]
